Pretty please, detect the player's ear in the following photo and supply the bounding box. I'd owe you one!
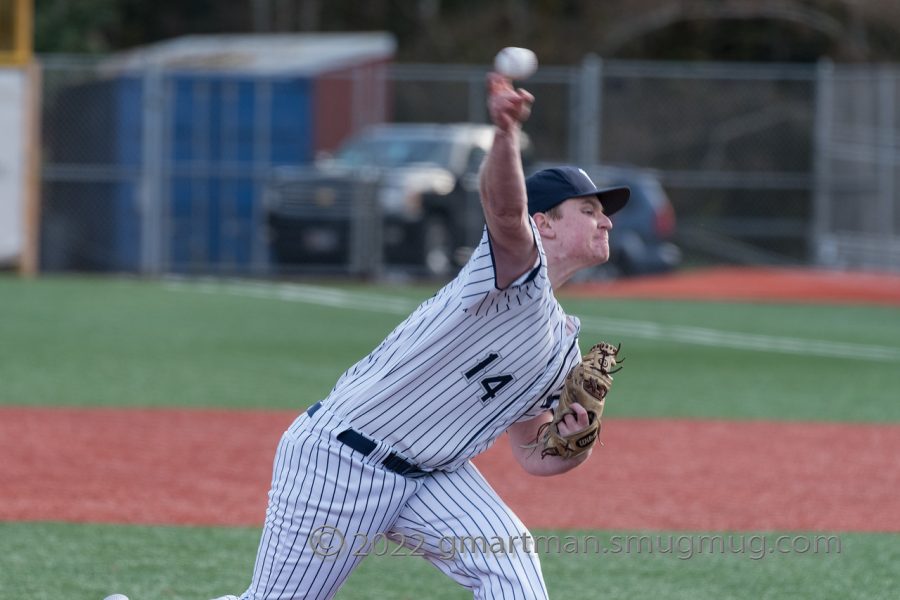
[533,212,556,239]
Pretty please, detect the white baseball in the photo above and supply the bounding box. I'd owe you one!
[103,595,129,600]
[494,47,538,80]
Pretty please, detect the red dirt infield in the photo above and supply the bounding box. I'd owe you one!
[564,267,900,306]
[3,406,897,532]
[5,267,898,532]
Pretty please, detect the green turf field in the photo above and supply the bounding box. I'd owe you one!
[1,522,895,600]
[2,275,899,421]
[2,275,899,600]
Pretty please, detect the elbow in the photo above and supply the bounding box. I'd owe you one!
[520,460,573,477]
[524,464,562,477]
[482,198,527,225]
[524,450,594,477]
[519,459,549,477]
[512,445,547,476]
[485,208,532,246]
[512,447,576,477]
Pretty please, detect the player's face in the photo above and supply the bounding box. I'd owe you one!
[554,197,613,267]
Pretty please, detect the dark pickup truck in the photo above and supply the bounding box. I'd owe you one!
[265,122,527,277]
[264,123,679,279]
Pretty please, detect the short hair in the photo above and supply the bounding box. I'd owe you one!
[543,204,563,220]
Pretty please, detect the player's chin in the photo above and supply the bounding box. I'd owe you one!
[584,254,609,271]
[592,243,611,264]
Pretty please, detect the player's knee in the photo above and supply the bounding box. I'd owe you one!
[475,574,548,600]
[466,544,548,599]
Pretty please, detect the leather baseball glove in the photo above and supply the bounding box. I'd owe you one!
[539,342,621,459]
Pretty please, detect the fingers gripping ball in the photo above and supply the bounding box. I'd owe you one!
[541,342,622,459]
[494,47,538,80]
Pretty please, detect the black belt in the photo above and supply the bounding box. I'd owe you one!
[307,402,427,478]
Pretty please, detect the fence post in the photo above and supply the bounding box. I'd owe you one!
[576,53,602,166]
[348,178,382,278]
[811,58,834,266]
[19,61,42,277]
[253,78,274,272]
[468,71,487,125]
[877,65,896,244]
[139,66,165,274]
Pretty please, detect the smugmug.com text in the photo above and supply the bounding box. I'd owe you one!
[307,526,841,561]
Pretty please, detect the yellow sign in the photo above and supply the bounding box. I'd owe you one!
[0,0,32,65]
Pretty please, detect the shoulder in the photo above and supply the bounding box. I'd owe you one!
[458,218,552,315]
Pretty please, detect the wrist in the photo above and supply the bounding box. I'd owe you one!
[493,123,521,138]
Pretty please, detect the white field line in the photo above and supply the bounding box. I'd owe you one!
[163,278,414,315]
[577,316,900,362]
[163,279,900,363]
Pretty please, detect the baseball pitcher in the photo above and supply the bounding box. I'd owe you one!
[213,68,629,600]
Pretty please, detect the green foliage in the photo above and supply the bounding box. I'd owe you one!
[34,0,228,53]
[34,0,123,53]
[29,1,900,62]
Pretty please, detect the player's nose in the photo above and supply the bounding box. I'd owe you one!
[599,212,613,230]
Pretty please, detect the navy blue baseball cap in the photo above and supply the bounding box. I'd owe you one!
[525,166,630,216]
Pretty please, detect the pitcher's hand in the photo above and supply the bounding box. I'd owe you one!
[487,72,534,133]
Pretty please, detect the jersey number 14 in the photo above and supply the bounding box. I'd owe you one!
[465,352,514,402]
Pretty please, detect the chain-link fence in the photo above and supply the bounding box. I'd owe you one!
[813,63,900,270]
[36,53,900,276]
[40,55,338,275]
[391,59,818,266]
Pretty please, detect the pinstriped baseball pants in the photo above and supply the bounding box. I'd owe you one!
[239,410,548,600]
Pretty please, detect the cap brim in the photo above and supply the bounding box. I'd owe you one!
[574,186,630,217]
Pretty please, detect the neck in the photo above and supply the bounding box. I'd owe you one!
[546,255,578,290]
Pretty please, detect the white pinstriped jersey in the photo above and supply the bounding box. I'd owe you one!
[323,218,582,472]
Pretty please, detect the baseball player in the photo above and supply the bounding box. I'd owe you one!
[213,71,629,600]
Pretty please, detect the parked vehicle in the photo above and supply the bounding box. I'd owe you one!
[265,122,532,277]
[264,123,679,279]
